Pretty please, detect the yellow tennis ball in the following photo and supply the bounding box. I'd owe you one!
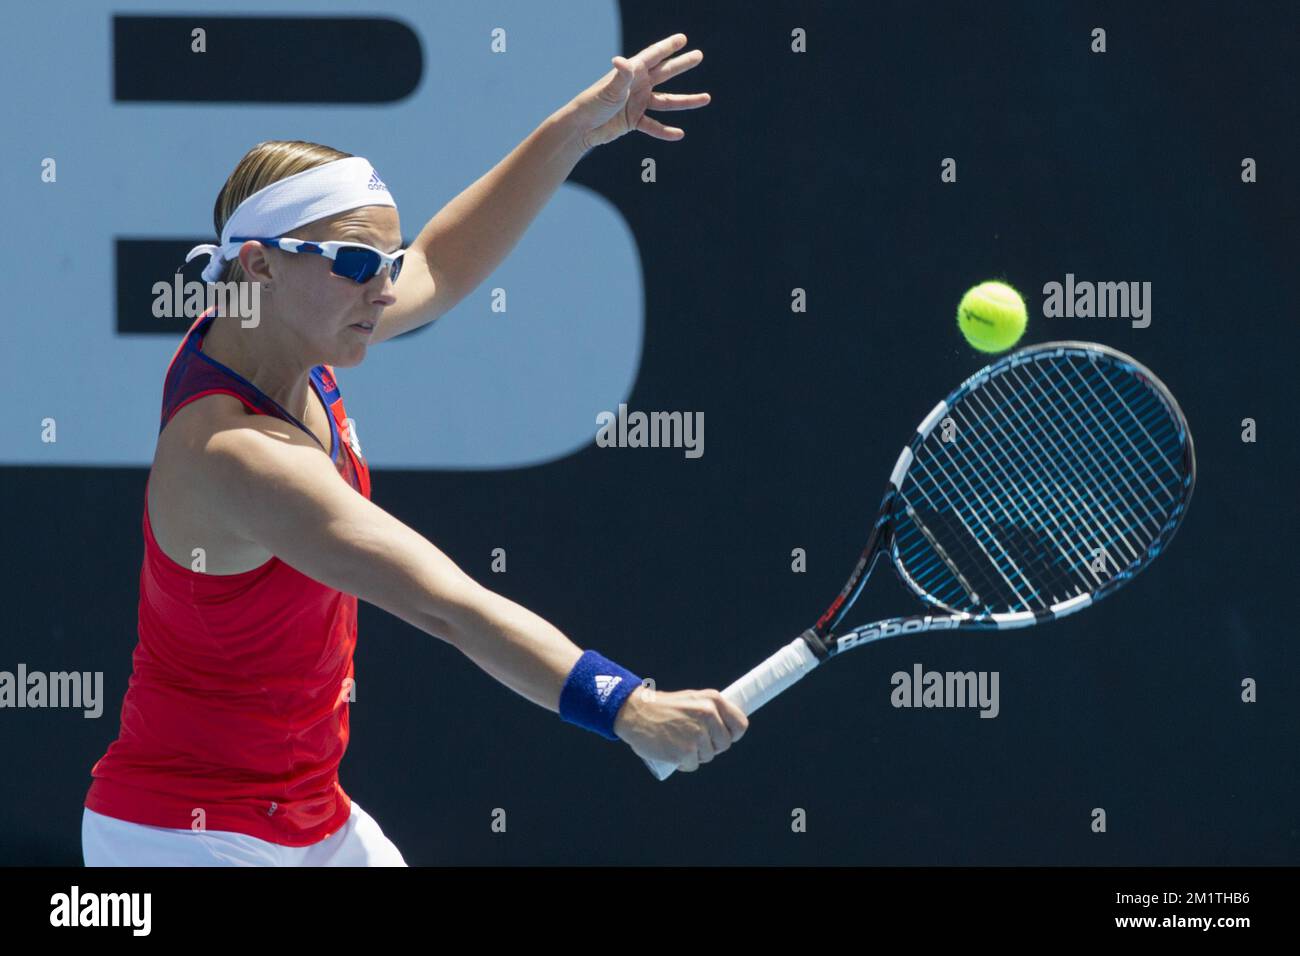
[957,281,1027,353]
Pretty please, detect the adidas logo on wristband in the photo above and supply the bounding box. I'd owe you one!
[594,674,622,704]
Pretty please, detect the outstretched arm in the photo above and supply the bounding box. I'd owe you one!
[371,33,709,344]
[201,412,746,771]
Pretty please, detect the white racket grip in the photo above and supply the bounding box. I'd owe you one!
[642,635,821,781]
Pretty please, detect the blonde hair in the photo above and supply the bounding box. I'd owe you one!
[212,140,353,284]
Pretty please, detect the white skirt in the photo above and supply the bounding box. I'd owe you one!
[82,799,407,866]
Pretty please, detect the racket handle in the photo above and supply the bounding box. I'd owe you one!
[642,634,822,781]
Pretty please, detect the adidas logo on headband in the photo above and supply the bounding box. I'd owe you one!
[185,156,397,284]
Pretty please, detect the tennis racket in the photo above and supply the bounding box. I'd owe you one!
[644,341,1195,780]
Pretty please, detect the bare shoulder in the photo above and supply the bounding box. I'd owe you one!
[153,389,482,639]
[149,394,320,573]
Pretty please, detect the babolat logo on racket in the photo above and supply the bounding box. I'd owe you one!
[836,616,962,652]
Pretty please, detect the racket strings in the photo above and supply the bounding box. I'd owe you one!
[1025,363,1171,535]
[896,352,1188,614]
[908,379,1114,609]
[909,361,1182,608]
[984,372,1165,561]
[955,391,1133,584]
[902,501,983,604]
[907,392,1167,610]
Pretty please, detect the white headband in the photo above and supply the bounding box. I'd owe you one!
[186,156,397,283]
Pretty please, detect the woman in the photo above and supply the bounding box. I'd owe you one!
[82,33,745,866]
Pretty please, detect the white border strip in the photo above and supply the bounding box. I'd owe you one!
[889,446,914,487]
[992,611,1037,629]
[1050,593,1093,619]
[916,400,949,440]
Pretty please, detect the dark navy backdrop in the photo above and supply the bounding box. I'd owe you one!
[4,1,1296,864]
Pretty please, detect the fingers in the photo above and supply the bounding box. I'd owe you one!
[644,688,746,774]
[635,114,685,141]
[696,734,718,768]
[648,91,711,112]
[701,692,745,755]
[689,692,746,770]
[598,55,635,102]
[648,48,703,86]
[713,693,749,744]
[631,32,688,70]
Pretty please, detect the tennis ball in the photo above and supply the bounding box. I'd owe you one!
[957,281,1027,353]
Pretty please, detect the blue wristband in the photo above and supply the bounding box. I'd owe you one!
[558,649,643,741]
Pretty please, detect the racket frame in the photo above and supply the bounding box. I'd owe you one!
[822,340,1195,656]
[642,341,1195,780]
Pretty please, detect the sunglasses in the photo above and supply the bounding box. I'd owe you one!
[230,235,406,284]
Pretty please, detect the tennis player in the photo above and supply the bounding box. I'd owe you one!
[82,34,744,867]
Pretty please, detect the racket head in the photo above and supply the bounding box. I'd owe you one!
[882,341,1194,626]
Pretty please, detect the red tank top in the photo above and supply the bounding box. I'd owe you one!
[84,309,372,846]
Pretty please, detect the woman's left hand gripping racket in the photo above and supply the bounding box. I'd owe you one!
[644,341,1196,781]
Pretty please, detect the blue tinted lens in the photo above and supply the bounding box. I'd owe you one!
[332,247,379,283]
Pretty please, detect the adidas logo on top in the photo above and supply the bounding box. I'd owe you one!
[594,674,622,704]
[367,169,389,192]
[344,420,363,458]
